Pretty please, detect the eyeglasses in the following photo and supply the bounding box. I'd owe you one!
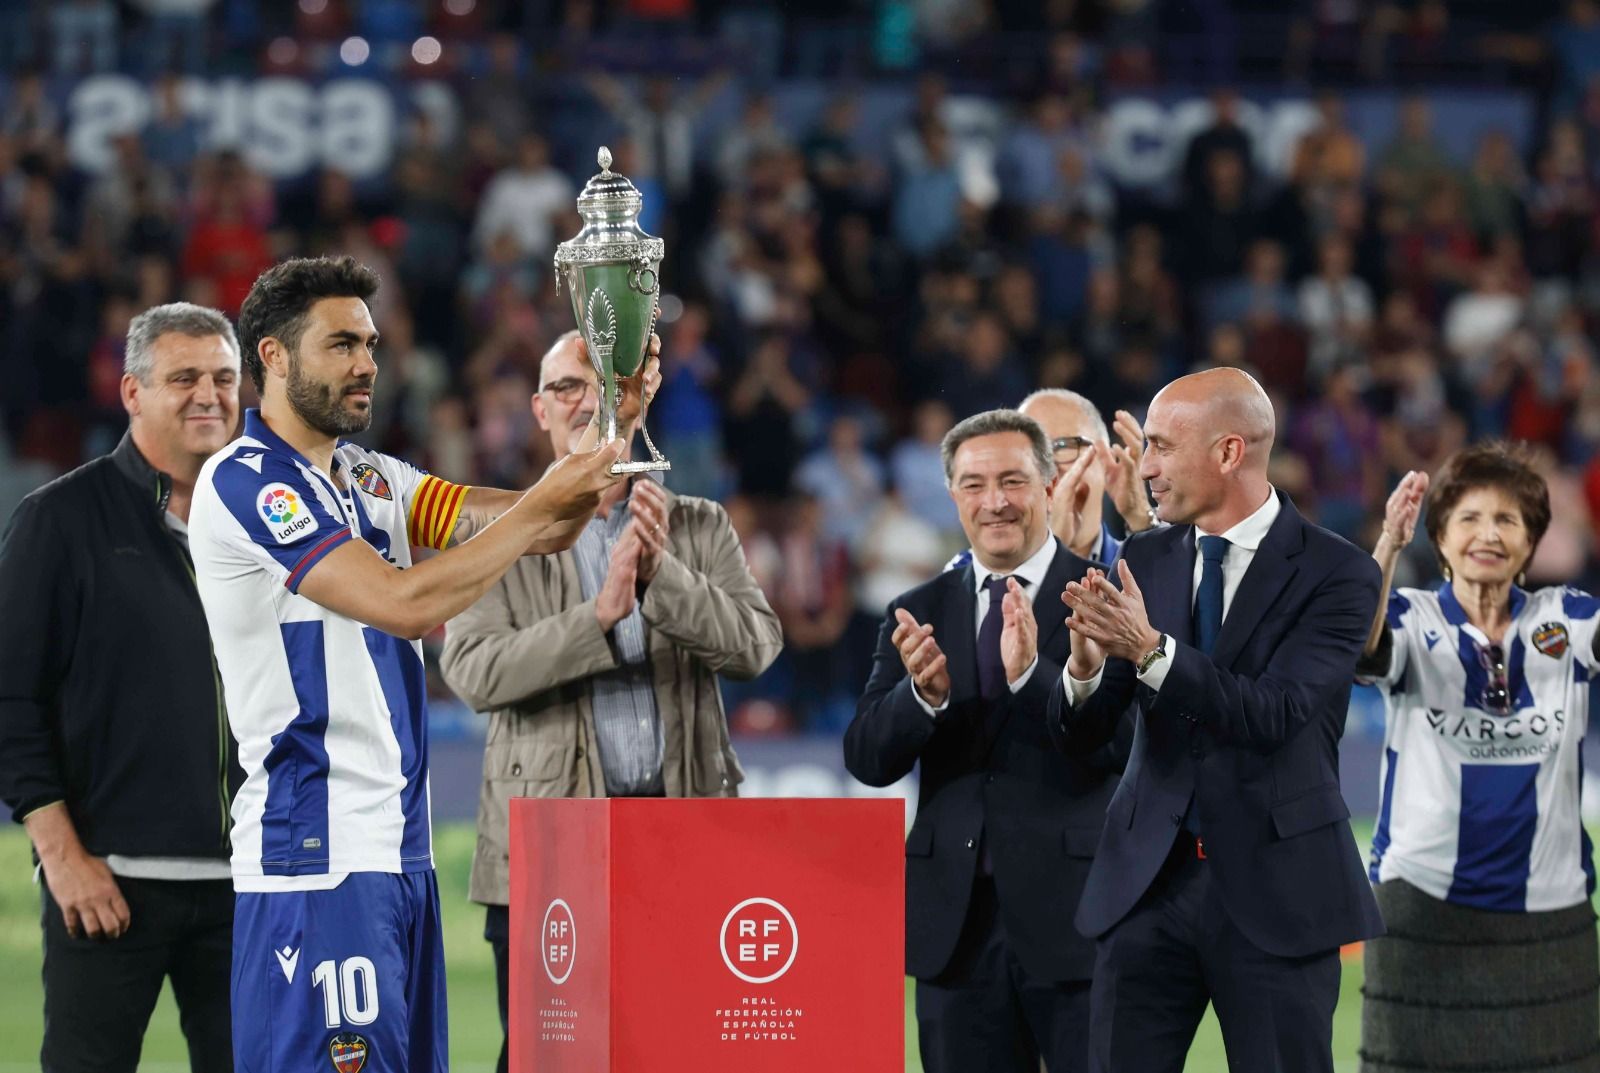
[1477,642,1511,715]
[1051,436,1095,464]
[540,376,594,403]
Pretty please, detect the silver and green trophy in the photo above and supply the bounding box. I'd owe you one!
[553,146,670,474]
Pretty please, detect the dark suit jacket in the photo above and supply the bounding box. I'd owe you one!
[1047,493,1385,959]
[845,539,1129,983]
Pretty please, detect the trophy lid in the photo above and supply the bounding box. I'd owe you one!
[576,146,643,217]
[554,146,663,274]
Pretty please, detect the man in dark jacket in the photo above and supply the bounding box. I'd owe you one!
[846,409,1129,1073]
[0,302,245,1073]
[1051,368,1382,1073]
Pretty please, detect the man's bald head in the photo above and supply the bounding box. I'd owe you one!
[1150,368,1275,463]
[539,329,585,387]
[1140,368,1276,530]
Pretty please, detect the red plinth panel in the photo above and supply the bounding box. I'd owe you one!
[508,797,905,1072]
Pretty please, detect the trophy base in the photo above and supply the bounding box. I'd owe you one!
[611,459,672,475]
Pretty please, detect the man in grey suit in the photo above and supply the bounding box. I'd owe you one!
[439,330,783,1073]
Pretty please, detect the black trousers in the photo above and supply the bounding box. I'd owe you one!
[487,903,511,1073]
[1089,847,1341,1073]
[41,876,234,1073]
[915,875,1092,1073]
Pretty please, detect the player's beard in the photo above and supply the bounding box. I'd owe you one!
[287,350,374,436]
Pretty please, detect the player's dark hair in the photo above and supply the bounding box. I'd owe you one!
[236,256,380,391]
[1424,441,1552,574]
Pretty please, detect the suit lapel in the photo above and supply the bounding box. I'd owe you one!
[1142,527,1196,647]
[1036,540,1084,655]
[1209,495,1305,669]
[940,564,979,700]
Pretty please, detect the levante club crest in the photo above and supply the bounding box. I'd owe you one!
[350,463,392,500]
[1533,622,1570,659]
[329,1034,368,1073]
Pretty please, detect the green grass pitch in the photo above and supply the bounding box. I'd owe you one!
[0,821,1377,1072]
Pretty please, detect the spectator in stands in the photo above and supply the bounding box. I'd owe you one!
[1181,146,1259,283]
[1462,130,1527,245]
[1299,232,1376,381]
[1376,96,1457,219]
[893,120,964,259]
[1182,87,1256,206]
[1360,449,1600,1073]
[472,133,575,265]
[0,302,242,1072]
[439,330,780,1073]
[141,74,203,178]
[1000,93,1085,211]
[794,413,887,549]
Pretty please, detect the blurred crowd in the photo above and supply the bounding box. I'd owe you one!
[8,0,1600,731]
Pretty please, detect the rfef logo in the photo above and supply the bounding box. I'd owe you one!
[719,898,798,984]
[258,484,319,545]
[542,898,576,985]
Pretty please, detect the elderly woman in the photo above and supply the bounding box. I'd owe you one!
[1359,441,1599,1073]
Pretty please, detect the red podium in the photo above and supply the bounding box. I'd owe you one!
[508,798,905,1073]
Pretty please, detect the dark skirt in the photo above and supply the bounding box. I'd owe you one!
[1361,879,1600,1073]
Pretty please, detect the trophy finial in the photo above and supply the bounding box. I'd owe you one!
[598,146,613,174]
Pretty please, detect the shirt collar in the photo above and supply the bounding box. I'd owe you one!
[972,535,1058,595]
[1438,580,1528,627]
[244,408,345,474]
[1200,487,1281,552]
[110,431,173,511]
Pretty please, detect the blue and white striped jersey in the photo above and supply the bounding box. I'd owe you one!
[1362,583,1599,912]
[188,410,467,891]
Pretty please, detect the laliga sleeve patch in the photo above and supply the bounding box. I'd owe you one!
[350,463,393,501]
[329,1033,368,1073]
[259,484,320,545]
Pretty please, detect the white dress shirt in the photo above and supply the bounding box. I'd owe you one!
[1067,489,1281,701]
[917,535,1059,717]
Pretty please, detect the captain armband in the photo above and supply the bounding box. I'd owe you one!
[407,475,468,550]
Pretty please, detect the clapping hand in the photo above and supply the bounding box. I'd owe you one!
[1062,560,1162,664]
[999,577,1038,685]
[628,477,670,583]
[893,609,950,707]
[1104,409,1154,532]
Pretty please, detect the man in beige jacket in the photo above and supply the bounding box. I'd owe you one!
[439,330,783,1073]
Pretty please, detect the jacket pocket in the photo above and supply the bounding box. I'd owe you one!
[1269,784,1350,840]
[483,742,573,785]
[905,823,935,857]
[1106,787,1136,830]
[1063,827,1100,859]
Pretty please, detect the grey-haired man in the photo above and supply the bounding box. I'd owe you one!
[0,302,244,1072]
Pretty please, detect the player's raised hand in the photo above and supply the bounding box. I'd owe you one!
[893,608,950,707]
[532,438,627,522]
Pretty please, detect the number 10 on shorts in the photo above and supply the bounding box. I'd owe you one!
[311,957,380,1028]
